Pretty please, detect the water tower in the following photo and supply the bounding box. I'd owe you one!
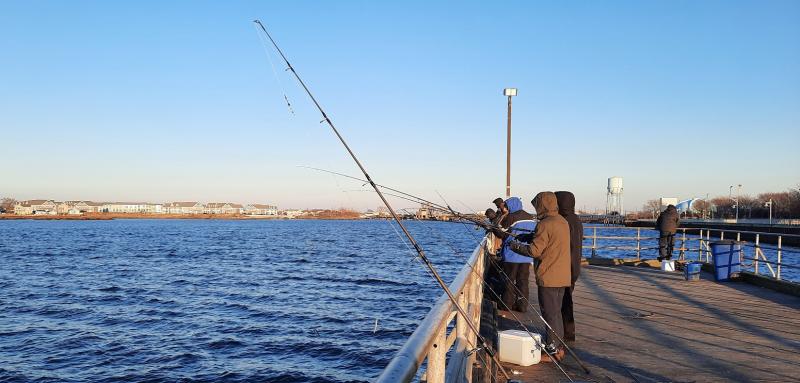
[606,176,624,217]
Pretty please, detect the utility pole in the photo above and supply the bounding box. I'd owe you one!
[503,88,517,198]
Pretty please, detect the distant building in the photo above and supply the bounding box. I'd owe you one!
[100,202,163,214]
[244,204,278,215]
[164,202,205,214]
[281,209,305,219]
[205,203,244,215]
[14,200,57,215]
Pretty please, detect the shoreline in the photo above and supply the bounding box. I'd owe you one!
[0,213,363,221]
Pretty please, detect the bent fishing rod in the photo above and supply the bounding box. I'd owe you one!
[253,20,511,380]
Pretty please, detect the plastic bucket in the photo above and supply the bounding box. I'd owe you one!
[684,262,702,281]
[710,240,741,281]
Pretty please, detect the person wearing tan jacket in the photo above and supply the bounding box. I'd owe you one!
[509,191,572,362]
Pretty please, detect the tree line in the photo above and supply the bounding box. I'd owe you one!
[636,185,800,219]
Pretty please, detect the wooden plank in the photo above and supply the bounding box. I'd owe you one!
[493,265,800,382]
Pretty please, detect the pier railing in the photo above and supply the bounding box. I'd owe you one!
[377,236,490,383]
[584,226,799,281]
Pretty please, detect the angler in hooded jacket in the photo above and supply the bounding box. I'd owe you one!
[656,204,680,261]
[491,197,535,312]
[555,191,583,342]
[508,191,571,361]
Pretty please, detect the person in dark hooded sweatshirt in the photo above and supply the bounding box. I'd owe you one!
[656,204,680,261]
[490,197,535,312]
[555,191,583,342]
[508,192,571,362]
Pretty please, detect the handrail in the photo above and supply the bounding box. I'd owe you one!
[582,226,797,282]
[377,236,489,383]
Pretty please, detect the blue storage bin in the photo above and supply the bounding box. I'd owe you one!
[710,241,741,281]
[684,262,702,281]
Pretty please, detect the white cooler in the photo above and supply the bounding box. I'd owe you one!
[661,260,676,272]
[498,330,541,366]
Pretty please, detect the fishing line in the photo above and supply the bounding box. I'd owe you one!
[252,20,511,379]
[253,23,294,115]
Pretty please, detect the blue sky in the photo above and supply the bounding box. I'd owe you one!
[2,1,798,212]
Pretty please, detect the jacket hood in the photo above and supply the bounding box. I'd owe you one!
[504,197,523,213]
[554,191,576,215]
[532,192,559,218]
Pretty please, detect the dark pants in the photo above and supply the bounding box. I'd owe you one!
[659,233,675,259]
[502,262,530,312]
[537,286,565,347]
[486,259,506,305]
[562,284,575,341]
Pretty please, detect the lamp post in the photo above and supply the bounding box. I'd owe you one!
[765,198,773,225]
[730,184,742,222]
[503,88,517,198]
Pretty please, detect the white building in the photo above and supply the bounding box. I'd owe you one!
[14,200,57,215]
[205,203,244,215]
[164,202,205,214]
[244,204,278,216]
[100,202,163,214]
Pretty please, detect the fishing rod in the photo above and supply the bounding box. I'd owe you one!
[297,165,531,235]
[253,20,511,381]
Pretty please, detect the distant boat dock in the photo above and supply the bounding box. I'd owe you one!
[378,227,800,382]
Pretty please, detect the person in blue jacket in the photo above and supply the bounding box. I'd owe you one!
[491,197,536,312]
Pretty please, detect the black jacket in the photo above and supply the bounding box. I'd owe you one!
[656,205,680,234]
[555,191,583,284]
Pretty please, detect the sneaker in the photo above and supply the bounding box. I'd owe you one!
[541,348,565,363]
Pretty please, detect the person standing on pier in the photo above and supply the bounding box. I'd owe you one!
[509,191,571,362]
[656,204,680,261]
[490,197,535,312]
[492,198,508,226]
[555,191,583,343]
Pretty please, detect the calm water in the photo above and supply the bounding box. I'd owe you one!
[0,219,479,382]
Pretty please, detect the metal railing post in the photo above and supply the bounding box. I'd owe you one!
[777,236,782,280]
[680,229,686,261]
[706,229,711,262]
[636,228,641,260]
[426,320,447,383]
[591,227,597,258]
[754,234,759,276]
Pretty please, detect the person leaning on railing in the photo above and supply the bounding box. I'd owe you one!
[490,197,535,313]
[508,191,572,363]
[656,204,680,261]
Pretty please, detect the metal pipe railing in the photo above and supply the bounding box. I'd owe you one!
[582,226,796,282]
[377,236,488,383]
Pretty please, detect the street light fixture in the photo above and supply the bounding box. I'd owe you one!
[503,88,517,198]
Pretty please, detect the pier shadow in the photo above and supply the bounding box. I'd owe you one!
[619,266,800,352]
[577,271,759,382]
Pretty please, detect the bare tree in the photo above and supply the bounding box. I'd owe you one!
[642,199,661,219]
[0,197,18,214]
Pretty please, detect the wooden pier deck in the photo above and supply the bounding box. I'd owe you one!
[495,265,800,382]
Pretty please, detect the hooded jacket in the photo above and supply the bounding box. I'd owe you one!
[498,197,536,264]
[510,192,571,287]
[656,205,680,234]
[492,197,534,238]
[555,191,584,284]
